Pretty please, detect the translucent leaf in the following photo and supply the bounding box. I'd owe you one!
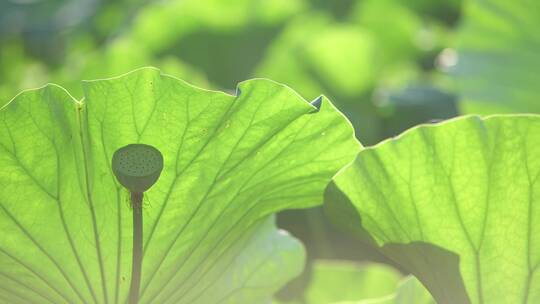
[0,68,359,303]
[327,115,540,303]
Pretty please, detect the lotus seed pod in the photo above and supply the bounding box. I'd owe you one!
[112,144,164,193]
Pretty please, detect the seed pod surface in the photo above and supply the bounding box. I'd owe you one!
[112,144,164,193]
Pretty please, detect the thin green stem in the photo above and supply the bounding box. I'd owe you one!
[129,192,143,304]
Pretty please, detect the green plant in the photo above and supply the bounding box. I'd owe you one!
[326,115,540,303]
[2,0,540,301]
[0,67,358,303]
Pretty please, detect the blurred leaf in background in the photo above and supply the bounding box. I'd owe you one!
[1,0,462,143]
[452,0,540,114]
[376,84,458,138]
[275,261,434,304]
[301,262,401,304]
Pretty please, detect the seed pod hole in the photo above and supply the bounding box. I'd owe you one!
[112,144,164,193]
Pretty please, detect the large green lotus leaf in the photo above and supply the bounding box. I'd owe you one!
[326,115,540,303]
[0,68,359,303]
[176,215,304,304]
[454,0,540,114]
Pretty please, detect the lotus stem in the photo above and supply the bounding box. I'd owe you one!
[128,192,143,304]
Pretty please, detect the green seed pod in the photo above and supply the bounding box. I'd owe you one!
[112,144,164,193]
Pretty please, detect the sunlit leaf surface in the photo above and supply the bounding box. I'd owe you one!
[327,115,540,303]
[0,68,358,303]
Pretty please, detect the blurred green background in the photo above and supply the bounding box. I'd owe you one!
[1,0,537,302]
